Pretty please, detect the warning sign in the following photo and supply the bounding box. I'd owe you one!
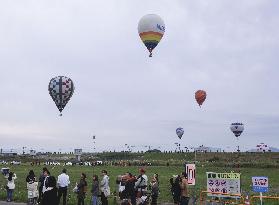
[185,164,196,185]
[206,172,240,197]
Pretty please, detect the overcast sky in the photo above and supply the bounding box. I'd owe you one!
[0,0,278,153]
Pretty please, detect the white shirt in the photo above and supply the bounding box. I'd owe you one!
[135,174,148,191]
[57,173,70,188]
[7,174,17,190]
[100,175,109,192]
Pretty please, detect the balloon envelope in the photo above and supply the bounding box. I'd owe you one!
[176,127,184,139]
[230,123,244,138]
[195,90,207,107]
[48,76,75,113]
[138,14,165,57]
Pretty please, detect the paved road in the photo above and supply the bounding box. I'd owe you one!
[1,202,177,205]
[0,202,26,205]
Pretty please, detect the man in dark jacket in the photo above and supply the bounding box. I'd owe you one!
[42,176,58,205]
[124,173,136,205]
[38,167,48,203]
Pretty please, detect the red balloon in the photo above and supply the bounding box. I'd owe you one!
[195,90,207,107]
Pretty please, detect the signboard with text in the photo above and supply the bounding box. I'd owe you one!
[185,164,196,185]
[252,176,268,193]
[207,172,241,197]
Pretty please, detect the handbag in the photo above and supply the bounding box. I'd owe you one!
[73,185,79,193]
[104,187,110,197]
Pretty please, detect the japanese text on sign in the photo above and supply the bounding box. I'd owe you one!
[252,176,268,193]
[207,172,241,197]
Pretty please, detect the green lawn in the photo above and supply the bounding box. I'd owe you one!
[0,165,278,204]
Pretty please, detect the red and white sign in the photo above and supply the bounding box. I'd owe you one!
[185,164,196,185]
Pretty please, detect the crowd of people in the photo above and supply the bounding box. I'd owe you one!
[3,168,189,205]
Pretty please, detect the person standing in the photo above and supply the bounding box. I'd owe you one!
[180,173,189,205]
[100,170,110,205]
[42,176,58,205]
[91,175,99,205]
[77,173,87,205]
[150,176,159,205]
[42,169,50,194]
[26,170,39,205]
[6,172,17,202]
[38,167,48,203]
[134,168,148,199]
[171,175,181,205]
[57,168,70,205]
[124,172,136,205]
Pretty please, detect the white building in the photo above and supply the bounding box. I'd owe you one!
[74,149,82,161]
[194,145,222,153]
[0,149,17,156]
[30,149,36,156]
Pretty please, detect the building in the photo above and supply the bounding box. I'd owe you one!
[30,149,36,156]
[0,149,18,156]
[74,149,82,161]
[194,145,222,153]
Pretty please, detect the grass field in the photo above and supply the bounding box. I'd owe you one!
[0,164,278,204]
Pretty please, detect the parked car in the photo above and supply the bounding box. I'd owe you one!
[0,160,8,165]
[96,160,103,165]
[1,167,10,178]
[44,161,60,166]
[10,161,21,165]
[65,162,73,166]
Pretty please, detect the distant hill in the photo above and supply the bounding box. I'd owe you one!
[269,147,279,152]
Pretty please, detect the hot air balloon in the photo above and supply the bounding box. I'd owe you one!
[230,123,244,138]
[195,90,207,107]
[138,14,165,57]
[48,76,75,116]
[176,127,184,139]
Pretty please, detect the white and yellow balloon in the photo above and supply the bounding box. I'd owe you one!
[138,14,165,57]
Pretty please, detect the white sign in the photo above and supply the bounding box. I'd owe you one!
[74,149,82,155]
[185,164,196,185]
[207,172,241,197]
[252,176,268,192]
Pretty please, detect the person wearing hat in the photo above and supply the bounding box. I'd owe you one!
[134,168,148,199]
[180,172,189,205]
[77,173,87,205]
[57,168,70,205]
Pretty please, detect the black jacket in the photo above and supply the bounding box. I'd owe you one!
[42,188,58,205]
